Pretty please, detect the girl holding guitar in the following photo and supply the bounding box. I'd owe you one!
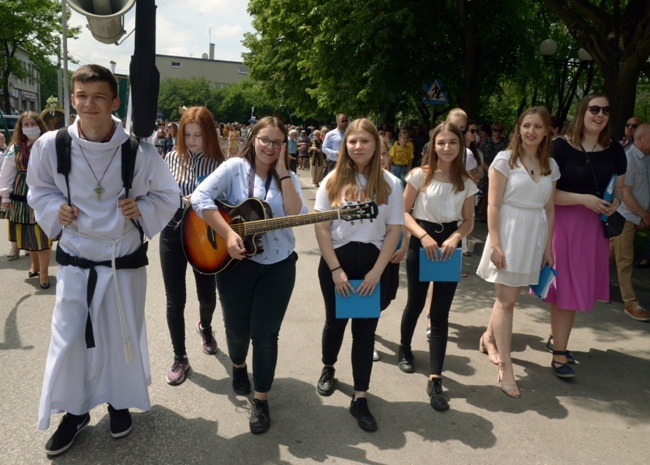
[190,116,307,435]
[161,107,225,386]
[313,118,404,432]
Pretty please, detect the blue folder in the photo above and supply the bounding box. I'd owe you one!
[335,280,381,319]
[419,248,462,282]
[530,265,557,299]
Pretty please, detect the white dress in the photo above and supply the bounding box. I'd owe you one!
[477,151,560,286]
[27,117,180,429]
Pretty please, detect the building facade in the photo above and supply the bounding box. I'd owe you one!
[0,47,41,114]
[155,53,248,88]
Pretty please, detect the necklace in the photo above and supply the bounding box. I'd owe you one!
[79,145,120,200]
[582,140,598,153]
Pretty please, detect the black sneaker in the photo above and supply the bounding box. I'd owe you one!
[107,404,132,438]
[427,378,449,411]
[232,365,251,395]
[349,397,377,431]
[398,346,415,373]
[249,399,270,434]
[44,412,90,456]
[316,366,336,396]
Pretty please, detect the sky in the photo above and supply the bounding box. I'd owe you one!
[65,1,255,75]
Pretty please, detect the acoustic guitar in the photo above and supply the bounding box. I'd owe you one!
[181,198,379,274]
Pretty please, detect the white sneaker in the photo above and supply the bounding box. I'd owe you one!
[372,349,380,362]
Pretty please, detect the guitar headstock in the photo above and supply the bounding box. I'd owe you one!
[340,201,379,222]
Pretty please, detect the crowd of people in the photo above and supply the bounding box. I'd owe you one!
[1,64,649,456]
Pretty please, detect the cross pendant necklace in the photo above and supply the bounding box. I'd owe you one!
[79,145,120,200]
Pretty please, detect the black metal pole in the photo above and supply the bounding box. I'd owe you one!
[129,0,159,138]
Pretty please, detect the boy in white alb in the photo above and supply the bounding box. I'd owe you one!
[26,64,180,456]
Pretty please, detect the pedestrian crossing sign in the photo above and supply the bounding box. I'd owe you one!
[422,80,448,105]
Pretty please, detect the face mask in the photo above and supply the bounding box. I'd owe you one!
[23,126,41,140]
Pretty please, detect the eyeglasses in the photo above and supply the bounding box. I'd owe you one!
[586,105,611,116]
[492,128,503,133]
[256,136,283,149]
[625,123,639,129]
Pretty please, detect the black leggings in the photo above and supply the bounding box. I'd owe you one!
[160,209,218,357]
[400,220,459,376]
[319,241,390,392]
[217,253,297,393]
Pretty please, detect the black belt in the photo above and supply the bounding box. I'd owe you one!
[9,193,27,202]
[56,243,149,348]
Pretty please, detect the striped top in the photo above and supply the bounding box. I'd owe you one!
[165,150,222,200]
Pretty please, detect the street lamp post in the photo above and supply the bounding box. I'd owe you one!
[540,39,595,120]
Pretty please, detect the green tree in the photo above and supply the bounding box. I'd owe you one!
[542,0,650,138]
[244,0,541,126]
[214,79,279,123]
[0,0,80,113]
[157,77,217,120]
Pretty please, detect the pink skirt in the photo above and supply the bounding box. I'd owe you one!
[543,205,609,311]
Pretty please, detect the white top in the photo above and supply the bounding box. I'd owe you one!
[465,147,478,172]
[314,170,404,250]
[407,168,478,223]
[491,151,560,209]
[191,157,308,264]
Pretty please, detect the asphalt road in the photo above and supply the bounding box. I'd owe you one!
[1,168,648,465]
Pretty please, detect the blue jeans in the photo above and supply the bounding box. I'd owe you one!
[390,164,409,185]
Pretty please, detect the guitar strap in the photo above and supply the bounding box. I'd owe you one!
[248,161,274,199]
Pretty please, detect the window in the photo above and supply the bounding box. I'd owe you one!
[237,67,248,75]
[170,61,182,68]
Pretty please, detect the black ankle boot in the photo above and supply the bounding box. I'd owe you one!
[249,399,270,434]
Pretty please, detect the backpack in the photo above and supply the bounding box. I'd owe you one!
[54,128,144,242]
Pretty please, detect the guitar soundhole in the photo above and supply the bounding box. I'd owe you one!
[207,226,217,250]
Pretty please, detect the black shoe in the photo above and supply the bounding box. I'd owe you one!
[107,404,132,438]
[427,378,449,411]
[232,365,251,395]
[316,366,336,396]
[44,412,90,456]
[349,397,377,432]
[249,399,270,434]
[398,346,415,373]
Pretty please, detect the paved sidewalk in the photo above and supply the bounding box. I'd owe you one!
[1,168,648,465]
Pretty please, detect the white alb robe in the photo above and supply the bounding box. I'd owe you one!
[27,117,180,429]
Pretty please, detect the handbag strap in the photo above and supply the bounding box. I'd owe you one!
[580,146,602,197]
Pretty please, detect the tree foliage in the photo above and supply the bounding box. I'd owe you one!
[542,0,650,138]
[244,0,545,127]
[0,0,80,113]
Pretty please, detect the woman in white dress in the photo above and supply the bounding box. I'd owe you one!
[477,106,559,397]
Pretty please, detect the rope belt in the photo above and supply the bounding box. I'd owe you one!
[55,230,148,361]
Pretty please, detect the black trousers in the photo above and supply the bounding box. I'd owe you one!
[319,241,390,392]
[159,209,218,357]
[400,220,459,376]
[217,252,297,393]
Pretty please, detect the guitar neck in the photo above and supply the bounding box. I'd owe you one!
[239,210,343,236]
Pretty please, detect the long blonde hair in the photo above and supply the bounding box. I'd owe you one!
[325,118,391,207]
[506,106,553,176]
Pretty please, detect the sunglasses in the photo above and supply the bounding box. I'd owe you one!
[586,105,611,116]
[492,128,503,133]
[625,123,639,129]
[466,128,477,134]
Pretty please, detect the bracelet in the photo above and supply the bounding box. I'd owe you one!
[330,266,342,273]
[279,175,291,182]
[419,232,428,240]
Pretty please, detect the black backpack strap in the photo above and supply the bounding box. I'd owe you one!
[121,136,145,243]
[55,128,73,206]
